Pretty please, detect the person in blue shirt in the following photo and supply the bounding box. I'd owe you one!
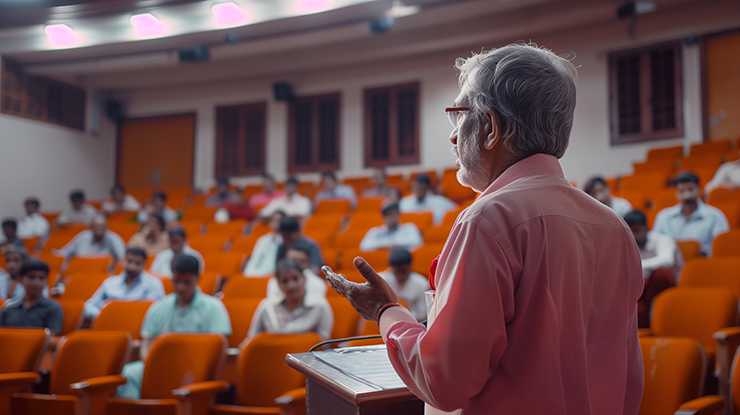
[314,172,358,209]
[84,247,166,319]
[653,171,729,256]
[0,219,26,253]
[1,247,50,301]
[399,175,457,225]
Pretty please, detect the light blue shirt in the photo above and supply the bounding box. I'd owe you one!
[314,185,358,209]
[653,201,730,256]
[84,271,166,318]
[360,223,424,252]
[140,291,231,337]
[58,230,127,261]
[243,233,282,277]
[399,193,458,225]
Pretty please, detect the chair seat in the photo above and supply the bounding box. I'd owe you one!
[107,397,178,415]
[211,404,281,414]
[11,393,78,415]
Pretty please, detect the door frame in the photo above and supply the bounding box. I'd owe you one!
[700,26,740,141]
[115,112,197,189]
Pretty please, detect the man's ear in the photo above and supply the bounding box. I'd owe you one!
[483,109,499,150]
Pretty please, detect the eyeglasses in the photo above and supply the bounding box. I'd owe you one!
[445,106,471,128]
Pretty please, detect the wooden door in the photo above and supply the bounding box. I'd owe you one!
[117,114,195,189]
[706,30,740,140]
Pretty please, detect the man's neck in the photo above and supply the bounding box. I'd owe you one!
[24,295,40,308]
[125,273,139,285]
[284,296,303,312]
[682,202,699,217]
[177,294,195,308]
[387,224,399,233]
[93,234,105,243]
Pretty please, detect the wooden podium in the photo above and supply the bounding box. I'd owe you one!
[287,345,424,415]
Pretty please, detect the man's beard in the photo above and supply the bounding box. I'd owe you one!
[453,135,492,193]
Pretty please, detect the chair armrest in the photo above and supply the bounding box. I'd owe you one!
[637,328,652,337]
[0,372,39,389]
[172,380,230,399]
[714,327,740,400]
[675,395,725,415]
[226,347,240,357]
[70,375,127,391]
[70,375,128,415]
[274,388,305,405]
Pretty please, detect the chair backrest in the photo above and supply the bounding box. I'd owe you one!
[59,274,109,301]
[221,276,270,299]
[411,245,444,277]
[677,241,702,262]
[229,235,261,256]
[714,230,740,258]
[205,220,247,237]
[708,188,740,205]
[647,146,684,161]
[652,287,738,355]
[237,333,322,407]
[639,337,706,415]
[221,298,262,348]
[0,328,50,373]
[181,206,218,222]
[338,249,389,273]
[56,299,85,335]
[189,235,229,254]
[680,257,740,297]
[711,202,740,228]
[620,173,669,194]
[64,257,112,276]
[327,297,362,340]
[197,271,222,295]
[92,301,154,340]
[314,200,351,215]
[347,320,383,347]
[355,197,384,212]
[140,333,226,399]
[50,330,130,395]
[690,140,732,157]
[203,253,245,276]
[400,212,434,233]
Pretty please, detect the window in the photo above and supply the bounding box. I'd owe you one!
[1,58,86,131]
[215,102,267,177]
[288,93,340,173]
[364,82,420,167]
[609,42,683,145]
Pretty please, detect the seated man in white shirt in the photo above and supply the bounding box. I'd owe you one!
[56,190,98,227]
[624,210,683,328]
[17,198,50,241]
[363,168,392,198]
[360,204,423,252]
[57,214,127,273]
[705,151,740,195]
[266,245,327,299]
[84,247,165,319]
[243,211,285,277]
[102,185,141,215]
[653,171,729,256]
[379,249,430,322]
[584,176,632,217]
[149,227,205,277]
[399,175,457,225]
[259,177,312,219]
[314,172,358,209]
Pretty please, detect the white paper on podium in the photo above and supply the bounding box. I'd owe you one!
[312,345,407,390]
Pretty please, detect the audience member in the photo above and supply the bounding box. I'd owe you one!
[128,214,169,256]
[137,192,178,224]
[117,254,231,399]
[247,259,333,341]
[149,227,205,277]
[363,168,391,197]
[243,211,285,277]
[653,171,729,256]
[624,211,683,328]
[57,214,126,272]
[384,186,403,207]
[0,219,25,252]
[259,178,312,218]
[56,190,98,227]
[17,198,50,240]
[399,175,457,225]
[276,217,324,275]
[584,177,632,217]
[314,172,358,209]
[0,260,62,335]
[267,245,327,299]
[205,178,234,206]
[705,151,740,195]
[249,174,285,208]
[84,248,166,319]
[101,185,141,215]
[379,249,430,322]
[360,204,423,252]
[0,247,48,300]
[220,192,256,221]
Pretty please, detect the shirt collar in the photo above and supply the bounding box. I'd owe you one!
[481,153,565,197]
[118,272,143,286]
[668,201,707,220]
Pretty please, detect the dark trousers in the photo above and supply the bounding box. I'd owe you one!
[637,267,675,328]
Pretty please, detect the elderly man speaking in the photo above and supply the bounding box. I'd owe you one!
[326,44,644,414]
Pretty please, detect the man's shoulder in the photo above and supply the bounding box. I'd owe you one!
[2,297,23,310]
[657,204,681,217]
[141,272,164,285]
[37,296,62,311]
[699,203,728,218]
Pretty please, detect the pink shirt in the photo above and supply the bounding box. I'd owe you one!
[380,154,644,415]
[249,191,285,208]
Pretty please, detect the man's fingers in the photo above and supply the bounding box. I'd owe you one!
[353,257,382,285]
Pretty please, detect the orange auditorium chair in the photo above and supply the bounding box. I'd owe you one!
[40,229,85,254]
[248,221,271,238]
[92,301,154,341]
[181,206,218,223]
[179,220,204,237]
[345,212,384,233]
[338,249,389,274]
[313,200,352,215]
[400,212,434,233]
[203,252,245,276]
[334,229,370,252]
[221,298,261,349]
[411,245,445,277]
[159,277,174,295]
[107,222,140,241]
[710,202,740,228]
[0,328,50,414]
[9,330,130,415]
[188,234,229,254]
[37,254,65,272]
[347,320,383,347]
[646,146,684,162]
[221,276,270,299]
[198,271,222,295]
[440,178,476,203]
[638,336,724,415]
[342,177,371,195]
[690,140,733,157]
[679,257,740,297]
[56,299,86,336]
[63,257,111,276]
[355,197,384,213]
[714,230,740,258]
[21,237,40,253]
[677,241,702,262]
[106,333,228,415]
[632,159,677,176]
[230,234,262,256]
[708,188,740,205]
[58,274,109,301]
[212,333,322,415]
[328,297,362,341]
[205,220,247,238]
[386,174,407,193]
[679,154,724,173]
[620,172,669,195]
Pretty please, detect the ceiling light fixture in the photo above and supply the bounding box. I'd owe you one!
[385,0,420,18]
[212,2,248,27]
[295,0,332,15]
[130,13,165,37]
[44,24,76,47]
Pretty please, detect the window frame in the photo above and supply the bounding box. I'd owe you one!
[215,101,267,178]
[608,41,684,145]
[363,82,421,167]
[287,92,341,174]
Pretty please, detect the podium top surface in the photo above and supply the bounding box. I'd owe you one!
[287,345,418,405]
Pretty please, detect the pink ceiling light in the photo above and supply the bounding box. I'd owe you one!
[296,0,332,14]
[44,24,75,47]
[212,2,248,27]
[130,13,165,37]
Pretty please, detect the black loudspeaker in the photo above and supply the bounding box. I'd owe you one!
[105,100,124,122]
[179,45,210,62]
[273,82,293,101]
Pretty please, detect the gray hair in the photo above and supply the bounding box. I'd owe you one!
[455,43,577,159]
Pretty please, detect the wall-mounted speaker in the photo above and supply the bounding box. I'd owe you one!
[273,82,293,101]
[105,100,124,122]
